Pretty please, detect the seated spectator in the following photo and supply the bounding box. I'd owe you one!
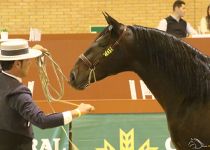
[200,4,210,34]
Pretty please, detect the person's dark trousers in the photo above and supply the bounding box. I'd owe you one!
[0,130,32,150]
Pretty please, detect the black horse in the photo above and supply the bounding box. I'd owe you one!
[70,13,210,150]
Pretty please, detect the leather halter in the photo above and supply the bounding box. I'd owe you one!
[79,25,127,84]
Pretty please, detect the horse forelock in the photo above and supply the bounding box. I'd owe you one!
[129,25,210,101]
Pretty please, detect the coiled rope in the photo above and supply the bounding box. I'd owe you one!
[36,51,79,150]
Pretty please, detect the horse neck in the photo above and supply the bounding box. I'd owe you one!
[129,27,209,112]
[132,61,182,111]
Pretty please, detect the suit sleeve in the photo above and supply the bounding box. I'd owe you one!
[7,85,64,129]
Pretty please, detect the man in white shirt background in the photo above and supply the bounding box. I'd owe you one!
[157,0,197,38]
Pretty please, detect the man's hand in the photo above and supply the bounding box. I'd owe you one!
[71,103,95,118]
[77,103,95,114]
[32,44,49,54]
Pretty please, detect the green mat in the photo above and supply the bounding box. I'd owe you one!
[72,113,172,150]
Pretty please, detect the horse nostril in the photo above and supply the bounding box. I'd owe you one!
[70,71,76,82]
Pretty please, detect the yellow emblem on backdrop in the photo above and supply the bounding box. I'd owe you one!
[96,128,159,150]
[96,140,115,150]
[139,139,158,150]
[120,129,134,150]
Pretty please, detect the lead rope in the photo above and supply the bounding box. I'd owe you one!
[36,51,79,150]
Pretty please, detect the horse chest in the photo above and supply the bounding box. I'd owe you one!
[167,108,210,149]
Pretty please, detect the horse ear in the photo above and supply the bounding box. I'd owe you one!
[103,12,122,30]
[102,11,110,24]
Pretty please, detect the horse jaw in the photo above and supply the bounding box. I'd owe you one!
[69,81,89,90]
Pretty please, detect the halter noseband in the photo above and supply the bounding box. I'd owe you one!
[79,25,127,85]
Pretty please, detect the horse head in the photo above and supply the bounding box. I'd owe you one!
[70,13,135,90]
[69,12,210,150]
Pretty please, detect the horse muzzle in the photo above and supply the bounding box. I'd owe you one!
[69,70,89,90]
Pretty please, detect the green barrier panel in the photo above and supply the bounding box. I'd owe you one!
[90,26,106,33]
[72,114,174,150]
[32,125,69,150]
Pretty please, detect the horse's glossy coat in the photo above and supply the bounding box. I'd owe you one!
[70,13,210,149]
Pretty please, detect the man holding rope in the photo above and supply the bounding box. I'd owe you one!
[0,39,94,150]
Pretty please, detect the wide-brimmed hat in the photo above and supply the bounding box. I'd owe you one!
[0,39,42,61]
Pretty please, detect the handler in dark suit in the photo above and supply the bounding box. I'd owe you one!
[0,39,94,150]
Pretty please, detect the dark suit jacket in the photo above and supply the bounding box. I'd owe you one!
[0,72,64,138]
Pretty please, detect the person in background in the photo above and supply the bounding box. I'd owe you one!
[157,0,197,38]
[200,4,210,34]
[0,39,95,150]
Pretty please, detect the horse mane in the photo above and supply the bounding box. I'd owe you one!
[129,25,210,101]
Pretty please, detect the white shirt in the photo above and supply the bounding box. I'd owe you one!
[200,17,210,34]
[1,70,73,125]
[157,15,198,36]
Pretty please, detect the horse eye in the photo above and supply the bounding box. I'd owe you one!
[98,42,107,47]
[98,37,109,47]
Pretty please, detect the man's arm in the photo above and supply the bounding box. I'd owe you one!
[8,85,94,128]
[186,23,198,35]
